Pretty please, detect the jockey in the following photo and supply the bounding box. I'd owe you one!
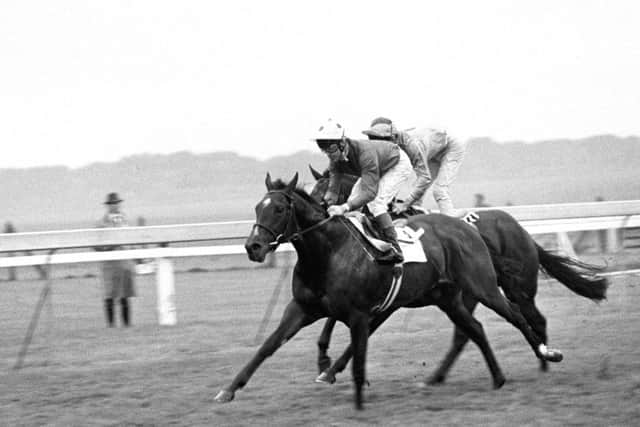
[363,117,467,217]
[313,118,412,264]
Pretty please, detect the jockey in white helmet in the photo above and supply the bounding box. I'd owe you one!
[313,118,412,264]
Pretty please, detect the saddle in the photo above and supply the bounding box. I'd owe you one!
[345,212,427,264]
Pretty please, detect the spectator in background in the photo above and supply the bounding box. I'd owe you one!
[3,221,47,281]
[3,221,17,281]
[474,193,492,208]
[95,193,136,327]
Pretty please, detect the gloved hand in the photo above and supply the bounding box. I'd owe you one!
[392,200,410,215]
[327,203,350,217]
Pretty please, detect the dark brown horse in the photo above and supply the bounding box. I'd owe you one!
[215,173,564,409]
[308,165,608,385]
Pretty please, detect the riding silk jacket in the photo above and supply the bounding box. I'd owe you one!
[327,138,400,210]
[396,128,450,205]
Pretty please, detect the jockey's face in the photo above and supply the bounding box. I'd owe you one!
[319,142,342,162]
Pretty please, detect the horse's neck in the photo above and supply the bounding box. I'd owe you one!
[290,216,349,264]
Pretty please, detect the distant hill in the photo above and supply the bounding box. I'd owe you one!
[1,135,639,231]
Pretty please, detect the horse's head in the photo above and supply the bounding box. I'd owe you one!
[308,164,330,205]
[307,164,358,207]
[246,172,327,262]
[245,172,298,262]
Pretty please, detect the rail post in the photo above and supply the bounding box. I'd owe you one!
[155,257,177,325]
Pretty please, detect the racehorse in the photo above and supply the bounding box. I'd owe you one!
[214,173,564,410]
[307,165,608,385]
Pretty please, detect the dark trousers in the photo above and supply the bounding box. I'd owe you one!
[104,298,131,327]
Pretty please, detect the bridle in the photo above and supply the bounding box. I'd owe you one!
[251,190,332,250]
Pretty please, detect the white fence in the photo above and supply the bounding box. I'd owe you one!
[2,200,640,324]
[2,200,640,259]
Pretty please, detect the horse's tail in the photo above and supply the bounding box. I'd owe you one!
[536,243,608,301]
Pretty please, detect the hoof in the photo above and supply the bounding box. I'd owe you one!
[427,374,446,385]
[493,377,506,389]
[315,371,336,384]
[538,344,563,363]
[214,389,235,403]
[544,351,563,363]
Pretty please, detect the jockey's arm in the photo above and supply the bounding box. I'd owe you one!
[347,152,379,211]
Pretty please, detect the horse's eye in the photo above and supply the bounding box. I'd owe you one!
[275,206,285,214]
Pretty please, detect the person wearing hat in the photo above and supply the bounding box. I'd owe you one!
[95,192,136,327]
[363,117,467,217]
[313,118,412,264]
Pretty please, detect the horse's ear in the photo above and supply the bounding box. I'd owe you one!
[286,173,299,192]
[265,172,274,190]
[309,164,323,181]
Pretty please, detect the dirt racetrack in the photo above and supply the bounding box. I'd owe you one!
[1,256,639,426]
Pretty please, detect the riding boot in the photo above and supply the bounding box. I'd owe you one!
[104,298,115,327]
[121,298,130,327]
[374,213,404,264]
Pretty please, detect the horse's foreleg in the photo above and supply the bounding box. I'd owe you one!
[429,292,477,384]
[317,309,396,384]
[215,300,316,403]
[317,317,337,374]
[349,310,369,410]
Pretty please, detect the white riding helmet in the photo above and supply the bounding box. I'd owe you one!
[312,118,345,141]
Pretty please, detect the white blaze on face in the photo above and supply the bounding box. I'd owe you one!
[250,197,272,238]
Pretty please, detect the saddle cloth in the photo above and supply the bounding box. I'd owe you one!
[346,214,427,264]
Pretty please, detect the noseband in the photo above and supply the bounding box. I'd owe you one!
[252,190,331,249]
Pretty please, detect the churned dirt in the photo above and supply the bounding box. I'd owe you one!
[0,256,639,426]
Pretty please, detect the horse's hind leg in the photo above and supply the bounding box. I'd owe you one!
[316,309,397,384]
[428,291,478,385]
[317,318,337,374]
[517,297,549,371]
[501,266,550,372]
[467,273,562,363]
[436,291,506,388]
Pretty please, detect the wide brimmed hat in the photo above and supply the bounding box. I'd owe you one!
[362,122,394,138]
[104,192,123,204]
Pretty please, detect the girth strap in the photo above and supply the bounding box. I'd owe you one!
[372,265,403,313]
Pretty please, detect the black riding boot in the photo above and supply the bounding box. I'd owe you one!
[105,298,115,327]
[121,298,130,327]
[374,213,404,264]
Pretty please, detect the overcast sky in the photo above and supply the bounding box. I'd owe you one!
[1,1,638,168]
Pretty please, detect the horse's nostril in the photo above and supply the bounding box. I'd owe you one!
[249,243,262,252]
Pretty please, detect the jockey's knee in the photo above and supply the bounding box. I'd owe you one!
[433,186,450,203]
[433,186,455,216]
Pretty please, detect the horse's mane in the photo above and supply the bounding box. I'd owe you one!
[270,179,324,210]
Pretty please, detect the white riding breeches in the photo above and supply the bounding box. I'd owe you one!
[348,149,413,217]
